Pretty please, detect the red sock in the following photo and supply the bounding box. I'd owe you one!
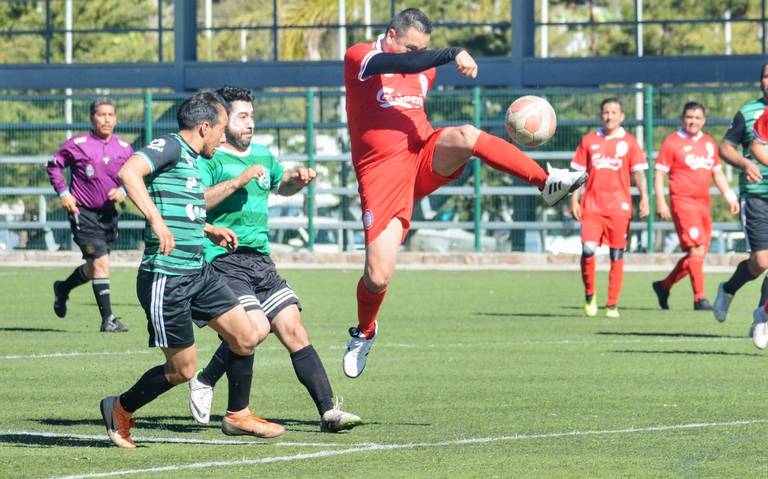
[472,132,548,189]
[581,255,596,297]
[688,255,706,301]
[607,258,624,305]
[661,256,689,291]
[356,277,385,338]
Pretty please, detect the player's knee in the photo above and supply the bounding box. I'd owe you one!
[752,253,768,271]
[167,363,197,384]
[365,270,392,292]
[582,242,597,258]
[609,248,624,261]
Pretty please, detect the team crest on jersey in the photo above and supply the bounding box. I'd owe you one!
[147,138,166,152]
[363,209,373,230]
[85,164,95,177]
[257,171,271,190]
[376,87,424,109]
[615,141,628,157]
[689,226,700,240]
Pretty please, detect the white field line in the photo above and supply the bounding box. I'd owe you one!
[0,337,747,361]
[45,418,768,479]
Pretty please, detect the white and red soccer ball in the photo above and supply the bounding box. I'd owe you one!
[505,95,557,148]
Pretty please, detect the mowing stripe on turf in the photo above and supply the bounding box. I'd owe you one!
[45,418,768,479]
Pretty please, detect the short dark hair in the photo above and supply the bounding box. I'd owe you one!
[90,97,115,116]
[176,90,227,130]
[600,97,623,112]
[682,101,706,117]
[215,86,254,113]
[388,8,432,36]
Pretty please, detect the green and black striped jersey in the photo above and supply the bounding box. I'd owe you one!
[722,97,768,197]
[134,133,207,275]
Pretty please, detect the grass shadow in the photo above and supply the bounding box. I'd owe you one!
[36,416,211,434]
[0,327,66,333]
[597,331,744,339]
[0,433,110,448]
[475,312,584,318]
[611,349,762,357]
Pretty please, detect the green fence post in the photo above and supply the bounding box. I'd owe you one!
[143,91,153,145]
[473,86,482,252]
[644,84,655,253]
[306,89,316,251]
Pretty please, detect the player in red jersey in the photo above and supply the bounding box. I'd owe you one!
[342,8,587,378]
[570,97,649,318]
[652,102,739,311]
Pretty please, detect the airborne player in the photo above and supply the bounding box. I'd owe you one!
[570,97,649,318]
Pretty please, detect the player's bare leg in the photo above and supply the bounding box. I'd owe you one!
[344,217,402,378]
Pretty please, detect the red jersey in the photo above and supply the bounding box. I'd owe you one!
[344,37,437,173]
[753,108,768,144]
[571,127,648,217]
[655,129,720,205]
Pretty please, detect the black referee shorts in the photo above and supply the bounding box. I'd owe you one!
[69,206,118,259]
[211,250,300,321]
[136,262,240,348]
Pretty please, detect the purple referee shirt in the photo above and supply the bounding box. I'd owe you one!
[46,131,133,210]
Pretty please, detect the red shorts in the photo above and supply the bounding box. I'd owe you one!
[580,210,630,249]
[671,201,711,251]
[355,128,465,244]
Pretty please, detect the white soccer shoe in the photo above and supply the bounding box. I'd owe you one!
[713,282,733,323]
[189,370,214,424]
[343,322,377,379]
[541,163,588,207]
[320,398,363,433]
[750,307,768,350]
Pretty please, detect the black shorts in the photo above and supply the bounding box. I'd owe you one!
[69,206,118,259]
[211,250,300,321]
[136,262,240,348]
[742,196,768,252]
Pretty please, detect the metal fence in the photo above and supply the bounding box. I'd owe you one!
[0,85,755,254]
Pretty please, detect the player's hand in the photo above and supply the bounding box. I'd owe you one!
[455,50,478,79]
[728,200,740,215]
[237,164,266,187]
[107,187,126,203]
[60,193,80,215]
[290,167,316,187]
[744,161,763,183]
[205,225,238,251]
[638,197,650,218]
[150,217,175,256]
[570,202,582,221]
[656,201,672,220]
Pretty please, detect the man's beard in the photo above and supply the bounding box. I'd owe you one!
[226,130,251,151]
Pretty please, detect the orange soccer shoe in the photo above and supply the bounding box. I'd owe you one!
[221,409,285,438]
[100,396,136,448]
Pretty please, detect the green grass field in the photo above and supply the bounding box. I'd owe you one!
[1,266,767,478]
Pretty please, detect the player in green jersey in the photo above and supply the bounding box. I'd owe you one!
[188,86,361,433]
[99,91,284,449]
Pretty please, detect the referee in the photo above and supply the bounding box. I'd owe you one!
[46,97,132,332]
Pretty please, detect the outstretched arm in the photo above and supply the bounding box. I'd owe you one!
[363,48,477,78]
[277,167,317,196]
[204,164,266,209]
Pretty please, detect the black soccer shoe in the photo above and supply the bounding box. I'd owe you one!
[652,281,670,310]
[694,299,714,311]
[53,281,68,318]
[101,315,129,333]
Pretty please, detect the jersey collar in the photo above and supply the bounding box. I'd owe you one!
[676,128,703,141]
[373,33,384,52]
[597,127,626,140]
[218,143,253,157]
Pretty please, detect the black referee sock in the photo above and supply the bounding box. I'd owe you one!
[723,260,758,295]
[92,278,113,321]
[61,264,89,295]
[119,365,175,413]
[291,345,334,416]
[226,350,254,412]
[200,341,229,387]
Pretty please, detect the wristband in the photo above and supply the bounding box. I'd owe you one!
[724,190,738,202]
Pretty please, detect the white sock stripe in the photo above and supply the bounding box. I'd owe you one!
[92,279,110,285]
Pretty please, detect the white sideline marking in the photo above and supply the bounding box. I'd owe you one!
[46,419,768,479]
[0,429,343,447]
[0,337,745,360]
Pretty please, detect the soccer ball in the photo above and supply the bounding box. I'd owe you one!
[504,95,557,148]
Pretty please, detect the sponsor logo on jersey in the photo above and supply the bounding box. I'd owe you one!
[185,177,199,190]
[591,154,623,170]
[185,204,206,222]
[147,138,166,152]
[375,87,424,109]
[684,154,715,170]
[74,136,87,145]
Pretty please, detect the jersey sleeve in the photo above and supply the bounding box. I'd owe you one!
[268,154,285,191]
[629,136,649,172]
[134,135,181,174]
[198,157,219,188]
[753,110,768,144]
[722,111,746,146]
[47,139,74,196]
[570,137,589,171]
[344,42,380,82]
[654,136,673,173]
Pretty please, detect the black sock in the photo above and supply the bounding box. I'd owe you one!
[226,350,254,412]
[61,264,89,294]
[723,260,758,295]
[760,276,768,306]
[200,341,229,387]
[291,345,334,416]
[92,278,113,321]
[119,365,175,413]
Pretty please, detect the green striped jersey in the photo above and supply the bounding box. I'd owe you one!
[199,143,285,262]
[722,97,768,196]
[134,134,207,275]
